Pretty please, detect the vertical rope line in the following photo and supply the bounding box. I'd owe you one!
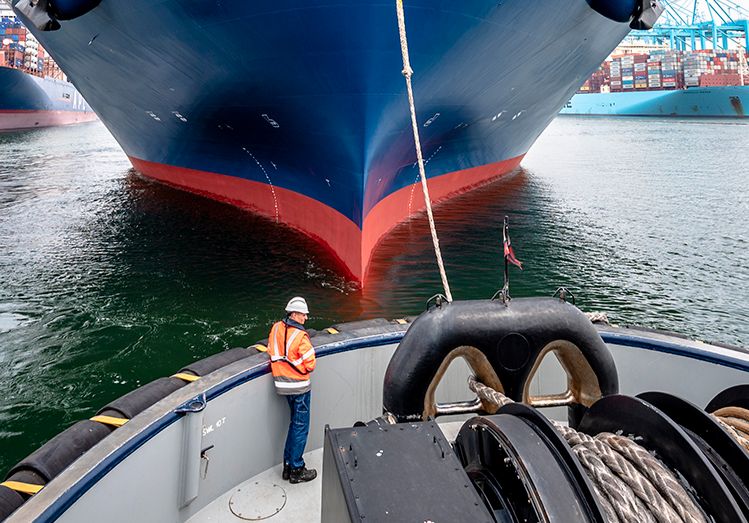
[395,0,453,302]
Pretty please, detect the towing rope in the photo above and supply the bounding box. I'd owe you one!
[468,377,710,523]
[395,0,453,302]
[579,311,749,453]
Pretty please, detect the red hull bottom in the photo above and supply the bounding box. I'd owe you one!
[0,110,98,131]
[128,155,524,283]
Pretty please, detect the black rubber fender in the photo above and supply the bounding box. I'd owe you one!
[383,298,617,424]
[4,470,45,491]
[179,347,252,377]
[0,485,24,522]
[330,318,390,331]
[96,377,186,419]
[0,461,58,520]
[6,420,111,482]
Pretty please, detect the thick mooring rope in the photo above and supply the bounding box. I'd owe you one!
[713,406,749,452]
[395,0,452,302]
[582,309,749,452]
[581,313,749,454]
[468,377,709,523]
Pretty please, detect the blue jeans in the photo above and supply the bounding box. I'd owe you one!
[283,391,311,469]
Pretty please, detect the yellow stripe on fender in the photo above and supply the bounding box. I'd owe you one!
[252,344,268,352]
[395,319,408,325]
[325,328,339,334]
[90,415,129,427]
[172,373,200,382]
[1,481,44,495]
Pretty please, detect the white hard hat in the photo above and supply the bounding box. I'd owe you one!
[285,296,309,315]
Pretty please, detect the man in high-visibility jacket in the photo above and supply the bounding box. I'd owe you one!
[269,296,317,483]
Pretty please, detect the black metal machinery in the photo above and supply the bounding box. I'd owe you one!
[320,299,749,523]
[322,387,749,523]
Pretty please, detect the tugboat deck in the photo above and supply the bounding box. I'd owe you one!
[190,449,324,523]
[190,421,468,522]
[5,309,749,523]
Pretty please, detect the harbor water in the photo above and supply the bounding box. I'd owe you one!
[0,117,747,475]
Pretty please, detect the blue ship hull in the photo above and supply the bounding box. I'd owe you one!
[561,86,749,117]
[14,1,632,281]
[0,66,96,130]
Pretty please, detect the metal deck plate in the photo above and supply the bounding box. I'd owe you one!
[228,482,287,521]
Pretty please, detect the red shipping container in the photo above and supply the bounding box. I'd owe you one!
[700,73,741,87]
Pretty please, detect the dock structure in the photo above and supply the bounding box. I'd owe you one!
[629,0,748,51]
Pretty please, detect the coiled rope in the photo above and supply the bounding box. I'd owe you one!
[713,406,749,452]
[395,0,452,302]
[581,311,749,452]
[581,313,749,453]
[468,377,730,523]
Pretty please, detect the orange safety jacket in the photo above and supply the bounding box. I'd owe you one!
[268,318,316,395]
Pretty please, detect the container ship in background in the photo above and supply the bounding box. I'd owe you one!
[0,15,96,131]
[12,0,658,283]
[561,44,749,117]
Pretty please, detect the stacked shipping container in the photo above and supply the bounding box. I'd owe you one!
[647,56,661,88]
[610,58,621,91]
[0,16,64,79]
[660,51,679,89]
[634,54,648,89]
[579,67,608,92]
[579,47,747,94]
[621,54,634,90]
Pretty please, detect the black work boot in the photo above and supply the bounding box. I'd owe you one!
[289,466,317,484]
[282,463,290,481]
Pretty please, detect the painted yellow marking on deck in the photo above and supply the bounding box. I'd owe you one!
[90,415,129,427]
[1,481,43,495]
[172,372,200,382]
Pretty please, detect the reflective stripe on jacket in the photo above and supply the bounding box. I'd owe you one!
[268,319,316,395]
